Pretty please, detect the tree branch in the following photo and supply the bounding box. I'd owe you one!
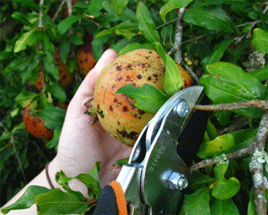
[194,100,268,112]
[168,8,185,64]
[249,111,268,215]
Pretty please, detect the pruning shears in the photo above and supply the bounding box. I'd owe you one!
[93,86,210,215]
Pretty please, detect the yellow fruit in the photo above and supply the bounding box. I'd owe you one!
[91,49,193,146]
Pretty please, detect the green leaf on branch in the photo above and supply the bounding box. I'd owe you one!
[15,91,38,108]
[200,62,268,118]
[136,1,161,43]
[14,29,43,53]
[118,43,152,55]
[252,28,268,53]
[1,186,50,214]
[251,65,268,82]
[211,199,240,215]
[111,0,129,15]
[56,162,101,200]
[197,129,256,159]
[202,0,248,6]
[201,38,234,71]
[36,189,88,214]
[116,84,168,113]
[183,1,238,33]
[212,177,241,200]
[48,83,67,103]
[11,12,32,26]
[160,0,193,22]
[57,15,81,35]
[182,187,211,215]
[153,42,183,96]
[38,106,66,130]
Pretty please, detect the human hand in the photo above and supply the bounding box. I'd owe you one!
[50,49,132,196]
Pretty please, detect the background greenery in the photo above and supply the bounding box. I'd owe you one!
[1,0,268,214]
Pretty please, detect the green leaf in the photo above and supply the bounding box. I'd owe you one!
[14,29,43,53]
[97,21,138,40]
[87,0,104,17]
[115,158,129,167]
[15,91,38,108]
[111,0,129,15]
[59,39,70,63]
[1,186,50,214]
[191,171,215,190]
[116,84,168,113]
[211,199,240,215]
[43,58,59,81]
[153,42,184,96]
[11,12,32,26]
[183,2,238,33]
[57,15,81,35]
[118,43,152,56]
[69,35,84,46]
[48,83,67,102]
[136,1,161,43]
[36,189,88,214]
[213,162,229,180]
[252,28,268,53]
[200,62,268,118]
[251,65,268,82]
[46,126,61,149]
[197,129,256,159]
[182,187,211,215]
[38,106,66,130]
[212,177,241,200]
[160,0,193,22]
[201,38,234,71]
[203,0,248,6]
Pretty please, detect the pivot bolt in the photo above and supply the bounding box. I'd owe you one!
[168,172,188,190]
[175,101,189,118]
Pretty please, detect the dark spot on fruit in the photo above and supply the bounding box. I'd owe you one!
[85,58,89,62]
[123,106,128,112]
[117,129,138,140]
[109,105,113,111]
[116,77,123,81]
[138,110,145,115]
[137,75,142,79]
[116,65,122,71]
[126,75,131,78]
[62,74,67,80]
[153,74,158,77]
[126,64,132,68]
[114,98,118,103]
[97,104,104,118]
[80,60,83,64]
[134,113,138,118]
[148,77,152,81]
[117,121,120,125]
[111,84,116,89]
[145,56,149,59]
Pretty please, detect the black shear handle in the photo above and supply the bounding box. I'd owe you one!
[177,94,211,167]
[93,181,128,215]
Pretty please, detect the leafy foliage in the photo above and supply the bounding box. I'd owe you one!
[1,0,268,214]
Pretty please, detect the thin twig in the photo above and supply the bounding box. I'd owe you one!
[249,111,268,215]
[66,0,73,16]
[52,0,65,22]
[219,116,249,135]
[38,0,44,28]
[157,18,177,30]
[194,100,268,112]
[190,145,254,172]
[0,122,27,184]
[168,8,185,64]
